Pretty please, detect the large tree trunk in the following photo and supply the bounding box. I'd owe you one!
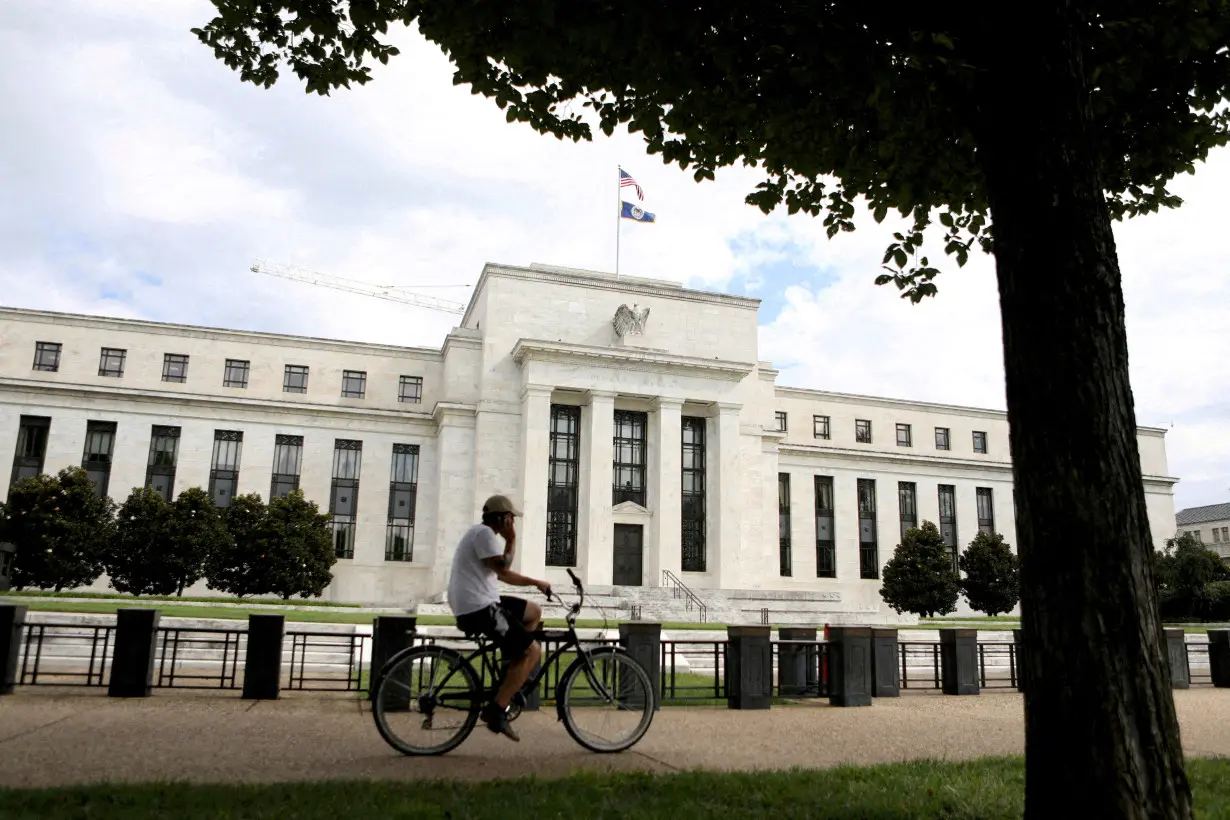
[970,3,1192,817]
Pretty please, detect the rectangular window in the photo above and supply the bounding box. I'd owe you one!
[547,404,581,566]
[386,444,419,562]
[681,417,707,572]
[855,419,872,444]
[814,476,835,578]
[1224,527,1229,543]
[858,478,879,579]
[33,342,61,373]
[778,473,792,576]
[613,410,648,506]
[98,347,126,378]
[1214,528,1222,545]
[82,420,117,499]
[11,415,50,487]
[977,487,995,534]
[145,425,180,501]
[973,431,988,454]
[398,375,423,404]
[283,365,309,394]
[935,427,950,450]
[1195,531,1204,543]
[330,439,362,559]
[898,481,918,539]
[271,434,303,499]
[162,354,189,383]
[896,423,912,447]
[209,430,243,508]
[341,370,367,399]
[813,415,830,440]
[774,411,788,433]
[223,359,250,388]
[939,484,958,569]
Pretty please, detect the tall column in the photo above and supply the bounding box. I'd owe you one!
[649,398,683,585]
[516,385,553,581]
[710,402,744,588]
[581,391,616,586]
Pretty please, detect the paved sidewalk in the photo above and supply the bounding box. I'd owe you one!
[1,689,1227,788]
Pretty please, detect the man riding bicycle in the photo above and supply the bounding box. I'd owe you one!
[447,494,552,742]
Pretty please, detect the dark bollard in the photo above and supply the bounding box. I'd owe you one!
[777,627,818,697]
[369,616,418,702]
[725,626,772,709]
[1165,628,1190,690]
[1012,629,1026,693]
[109,609,160,698]
[827,626,873,707]
[620,621,662,709]
[1209,630,1230,688]
[1,604,26,695]
[940,628,979,695]
[242,614,285,700]
[870,627,899,698]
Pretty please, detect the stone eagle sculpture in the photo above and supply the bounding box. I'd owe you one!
[613,303,651,337]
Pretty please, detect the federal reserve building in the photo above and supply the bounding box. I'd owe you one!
[0,263,1179,623]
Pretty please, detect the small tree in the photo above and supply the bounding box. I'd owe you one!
[204,493,269,597]
[880,521,961,618]
[1154,534,1230,620]
[1,467,115,592]
[959,531,1021,617]
[104,487,176,596]
[168,488,229,596]
[260,490,335,600]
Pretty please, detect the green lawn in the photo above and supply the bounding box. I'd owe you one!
[1,757,1228,819]
[1,590,363,607]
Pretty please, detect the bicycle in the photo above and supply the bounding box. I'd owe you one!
[371,568,656,755]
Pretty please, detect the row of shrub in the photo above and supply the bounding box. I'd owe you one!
[1155,533,1230,622]
[1,466,336,600]
[878,521,1021,618]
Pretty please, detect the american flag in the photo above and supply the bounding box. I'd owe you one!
[619,168,644,201]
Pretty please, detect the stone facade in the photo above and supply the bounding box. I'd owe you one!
[1176,502,1230,560]
[0,263,1179,622]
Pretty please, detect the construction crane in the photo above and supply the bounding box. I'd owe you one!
[250,259,468,316]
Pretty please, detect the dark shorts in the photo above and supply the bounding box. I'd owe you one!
[455,596,535,660]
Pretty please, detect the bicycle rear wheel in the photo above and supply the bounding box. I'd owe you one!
[371,645,481,756]
[557,647,655,753]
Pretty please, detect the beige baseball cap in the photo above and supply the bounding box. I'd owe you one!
[482,494,521,516]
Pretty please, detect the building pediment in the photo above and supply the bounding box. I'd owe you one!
[612,500,651,517]
[511,339,754,382]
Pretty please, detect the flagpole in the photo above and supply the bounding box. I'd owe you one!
[615,165,622,277]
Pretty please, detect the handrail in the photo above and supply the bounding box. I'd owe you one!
[661,570,709,623]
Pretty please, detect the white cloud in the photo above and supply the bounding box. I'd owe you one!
[0,1,1226,511]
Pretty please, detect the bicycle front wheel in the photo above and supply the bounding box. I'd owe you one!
[557,647,655,753]
[371,644,481,756]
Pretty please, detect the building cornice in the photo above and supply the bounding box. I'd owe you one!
[0,306,444,360]
[511,339,755,382]
[0,377,438,427]
[461,262,761,326]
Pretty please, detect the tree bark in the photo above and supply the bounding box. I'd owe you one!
[970,3,1192,818]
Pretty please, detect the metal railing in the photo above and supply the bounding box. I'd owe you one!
[662,639,727,702]
[661,570,709,623]
[156,627,243,690]
[285,631,368,692]
[1187,641,1212,685]
[899,642,943,690]
[772,639,830,699]
[19,622,114,687]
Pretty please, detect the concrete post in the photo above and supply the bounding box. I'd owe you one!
[870,627,899,698]
[940,628,979,696]
[827,625,873,707]
[242,614,285,700]
[0,604,26,695]
[108,609,160,698]
[725,626,772,709]
[1165,628,1190,690]
[777,627,818,697]
[619,621,662,709]
[1208,629,1230,688]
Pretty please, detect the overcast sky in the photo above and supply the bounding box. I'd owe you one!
[1,2,1226,513]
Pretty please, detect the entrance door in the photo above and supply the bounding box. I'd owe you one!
[613,524,644,586]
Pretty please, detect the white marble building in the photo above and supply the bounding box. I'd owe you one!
[0,263,1179,621]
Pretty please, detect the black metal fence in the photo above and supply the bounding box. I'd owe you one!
[3,612,1220,704]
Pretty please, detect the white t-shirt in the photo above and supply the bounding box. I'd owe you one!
[447,524,506,616]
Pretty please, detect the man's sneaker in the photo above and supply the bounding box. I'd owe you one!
[480,703,520,742]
